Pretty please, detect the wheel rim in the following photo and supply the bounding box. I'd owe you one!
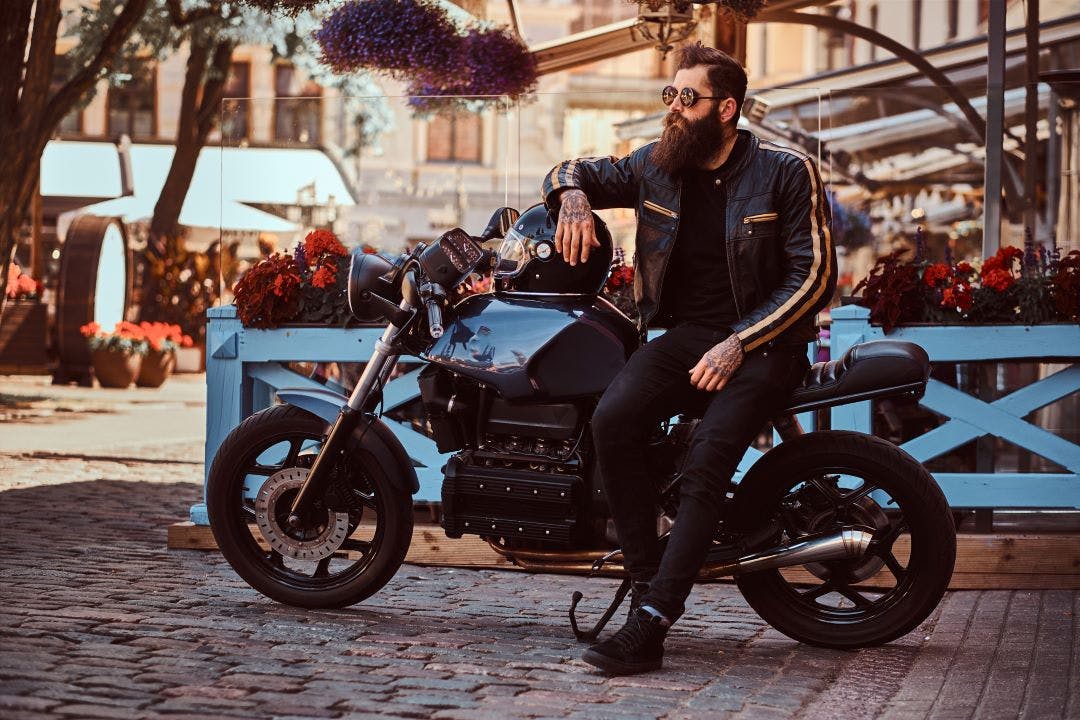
[223,427,388,592]
[756,465,926,626]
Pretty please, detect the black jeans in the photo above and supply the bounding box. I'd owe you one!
[591,323,809,621]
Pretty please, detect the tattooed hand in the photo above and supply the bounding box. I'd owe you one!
[554,189,600,266]
[689,334,745,392]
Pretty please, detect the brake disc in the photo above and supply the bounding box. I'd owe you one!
[254,468,350,561]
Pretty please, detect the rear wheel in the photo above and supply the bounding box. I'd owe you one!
[732,431,955,648]
[207,405,413,608]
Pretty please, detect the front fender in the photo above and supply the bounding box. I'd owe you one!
[276,387,420,496]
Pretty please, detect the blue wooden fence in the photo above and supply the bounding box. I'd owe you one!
[830,304,1080,509]
[191,303,1080,524]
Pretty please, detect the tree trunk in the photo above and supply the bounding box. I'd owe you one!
[0,0,149,310]
[140,36,234,319]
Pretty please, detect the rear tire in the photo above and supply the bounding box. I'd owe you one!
[732,431,955,648]
[207,405,413,608]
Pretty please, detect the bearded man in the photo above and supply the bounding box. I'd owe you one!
[542,43,835,675]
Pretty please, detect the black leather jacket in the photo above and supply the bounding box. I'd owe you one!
[542,130,836,353]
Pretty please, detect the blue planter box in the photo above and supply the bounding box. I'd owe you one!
[193,304,1080,524]
[830,304,1080,510]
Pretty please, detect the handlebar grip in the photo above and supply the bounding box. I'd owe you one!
[426,298,444,339]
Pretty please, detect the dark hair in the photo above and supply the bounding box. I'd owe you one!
[677,42,747,127]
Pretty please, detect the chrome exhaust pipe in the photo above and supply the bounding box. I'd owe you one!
[701,525,875,578]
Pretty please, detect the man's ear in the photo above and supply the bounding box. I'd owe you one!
[719,98,736,124]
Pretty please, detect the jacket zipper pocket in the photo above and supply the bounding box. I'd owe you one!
[643,199,679,219]
[743,212,778,224]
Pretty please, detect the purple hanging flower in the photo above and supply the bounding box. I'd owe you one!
[315,0,464,81]
[407,26,537,113]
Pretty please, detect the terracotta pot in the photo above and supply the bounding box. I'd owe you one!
[136,348,176,388]
[91,348,142,389]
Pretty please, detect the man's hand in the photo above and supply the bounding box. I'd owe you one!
[689,334,745,392]
[554,189,600,266]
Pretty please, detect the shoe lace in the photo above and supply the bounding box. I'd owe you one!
[610,613,655,653]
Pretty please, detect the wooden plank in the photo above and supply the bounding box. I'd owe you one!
[169,523,1080,589]
[168,521,518,570]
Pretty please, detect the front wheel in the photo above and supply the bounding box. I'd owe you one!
[732,431,955,648]
[207,405,413,608]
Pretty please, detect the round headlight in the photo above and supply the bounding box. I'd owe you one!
[347,251,397,322]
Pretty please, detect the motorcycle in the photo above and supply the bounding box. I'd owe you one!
[207,205,956,649]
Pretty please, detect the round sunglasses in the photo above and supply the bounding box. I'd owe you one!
[661,85,726,108]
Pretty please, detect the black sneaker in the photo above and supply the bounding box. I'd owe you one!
[582,607,669,675]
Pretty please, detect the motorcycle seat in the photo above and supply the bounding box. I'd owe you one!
[781,339,930,415]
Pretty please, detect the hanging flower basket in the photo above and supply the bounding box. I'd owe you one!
[316,0,537,113]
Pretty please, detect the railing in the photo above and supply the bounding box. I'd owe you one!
[830,304,1080,509]
[193,304,1080,524]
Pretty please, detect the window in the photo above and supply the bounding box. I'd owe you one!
[221,61,251,142]
[107,64,156,138]
[426,114,481,163]
[274,64,321,144]
[51,55,82,135]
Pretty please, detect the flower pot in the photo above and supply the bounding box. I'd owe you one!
[91,348,142,388]
[136,348,176,388]
[0,300,48,366]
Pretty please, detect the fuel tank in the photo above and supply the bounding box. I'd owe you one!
[423,293,639,400]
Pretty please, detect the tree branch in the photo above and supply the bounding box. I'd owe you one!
[166,0,222,26]
[42,0,150,132]
[195,40,235,134]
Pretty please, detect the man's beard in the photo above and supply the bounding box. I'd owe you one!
[650,110,732,175]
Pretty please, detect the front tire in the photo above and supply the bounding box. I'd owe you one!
[207,405,413,608]
[732,431,955,648]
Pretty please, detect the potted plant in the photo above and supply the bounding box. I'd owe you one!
[233,229,355,329]
[853,235,1079,331]
[79,321,149,388]
[0,262,48,367]
[136,322,194,388]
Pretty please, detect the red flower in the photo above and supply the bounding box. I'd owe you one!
[955,261,973,274]
[80,322,102,337]
[303,229,347,265]
[605,265,634,291]
[982,268,1015,292]
[923,263,951,287]
[311,265,338,289]
[941,282,973,312]
[234,253,303,328]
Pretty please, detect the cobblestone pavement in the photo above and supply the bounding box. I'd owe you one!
[1,375,1077,719]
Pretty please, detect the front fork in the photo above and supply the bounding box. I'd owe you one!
[286,319,404,529]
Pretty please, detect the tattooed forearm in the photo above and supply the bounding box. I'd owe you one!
[704,335,744,378]
[559,189,592,223]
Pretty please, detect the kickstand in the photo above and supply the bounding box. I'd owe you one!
[568,549,632,643]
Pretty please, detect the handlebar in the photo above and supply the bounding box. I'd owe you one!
[425,297,444,339]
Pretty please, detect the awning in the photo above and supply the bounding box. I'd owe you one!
[56,194,300,242]
[130,144,356,207]
[40,141,125,200]
[44,141,355,240]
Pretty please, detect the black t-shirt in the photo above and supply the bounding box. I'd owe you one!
[655,134,748,330]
